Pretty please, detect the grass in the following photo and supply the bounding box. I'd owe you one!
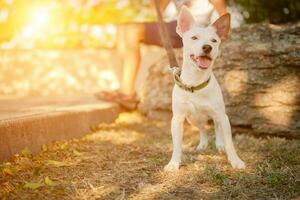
[0,112,299,200]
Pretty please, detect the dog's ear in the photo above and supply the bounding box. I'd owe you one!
[212,13,231,41]
[176,6,195,37]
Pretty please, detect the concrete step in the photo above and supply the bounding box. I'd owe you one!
[0,96,120,162]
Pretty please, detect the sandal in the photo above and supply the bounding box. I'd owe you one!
[94,91,139,110]
[117,93,139,111]
[94,90,120,102]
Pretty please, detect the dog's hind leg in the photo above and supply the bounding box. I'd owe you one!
[196,125,208,151]
[186,117,208,151]
[214,121,225,152]
[215,114,245,169]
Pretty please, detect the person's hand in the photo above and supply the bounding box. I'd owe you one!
[174,0,191,11]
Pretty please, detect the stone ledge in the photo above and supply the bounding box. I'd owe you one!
[0,96,120,162]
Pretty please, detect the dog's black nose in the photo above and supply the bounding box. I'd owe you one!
[202,45,212,54]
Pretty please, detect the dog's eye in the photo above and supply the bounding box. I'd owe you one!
[211,38,217,43]
[191,36,198,40]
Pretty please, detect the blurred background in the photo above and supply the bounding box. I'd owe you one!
[0,0,299,96]
[1,0,299,49]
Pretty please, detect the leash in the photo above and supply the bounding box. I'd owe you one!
[153,0,180,71]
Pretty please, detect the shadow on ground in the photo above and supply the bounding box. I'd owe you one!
[0,112,299,200]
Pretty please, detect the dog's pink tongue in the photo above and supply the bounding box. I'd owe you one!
[196,57,211,69]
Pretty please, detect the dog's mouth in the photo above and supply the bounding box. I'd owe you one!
[190,54,212,69]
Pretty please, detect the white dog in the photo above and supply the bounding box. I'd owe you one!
[164,6,245,171]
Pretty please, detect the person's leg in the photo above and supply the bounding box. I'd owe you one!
[117,23,145,96]
[96,21,181,110]
[117,21,181,96]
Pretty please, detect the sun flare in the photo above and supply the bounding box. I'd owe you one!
[31,7,50,27]
[21,5,53,38]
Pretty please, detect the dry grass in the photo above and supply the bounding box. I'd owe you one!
[1,112,299,200]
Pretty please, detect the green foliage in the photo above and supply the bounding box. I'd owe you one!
[206,166,230,185]
[229,0,300,23]
[24,181,44,190]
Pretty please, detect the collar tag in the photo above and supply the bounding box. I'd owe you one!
[187,87,194,93]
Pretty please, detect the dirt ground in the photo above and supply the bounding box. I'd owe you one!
[1,112,299,200]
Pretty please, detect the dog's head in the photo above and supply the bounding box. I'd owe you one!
[177,6,230,70]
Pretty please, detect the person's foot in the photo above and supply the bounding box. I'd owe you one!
[94,90,120,102]
[118,93,139,110]
[94,90,139,110]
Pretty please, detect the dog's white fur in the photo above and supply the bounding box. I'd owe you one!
[164,6,245,171]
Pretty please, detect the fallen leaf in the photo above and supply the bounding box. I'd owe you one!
[41,144,48,152]
[53,188,66,195]
[73,150,83,156]
[24,182,44,190]
[2,167,17,176]
[44,177,57,186]
[45,160,71,167]
[33,167,44,176]
[21,147,32,158]
[60,143,69,150]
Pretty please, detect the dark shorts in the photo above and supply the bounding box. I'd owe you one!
[142,21,183,48]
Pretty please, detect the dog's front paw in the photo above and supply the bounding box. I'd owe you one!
[164,161,180,172]
[230,158,245,169]
[216,143,225,153]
